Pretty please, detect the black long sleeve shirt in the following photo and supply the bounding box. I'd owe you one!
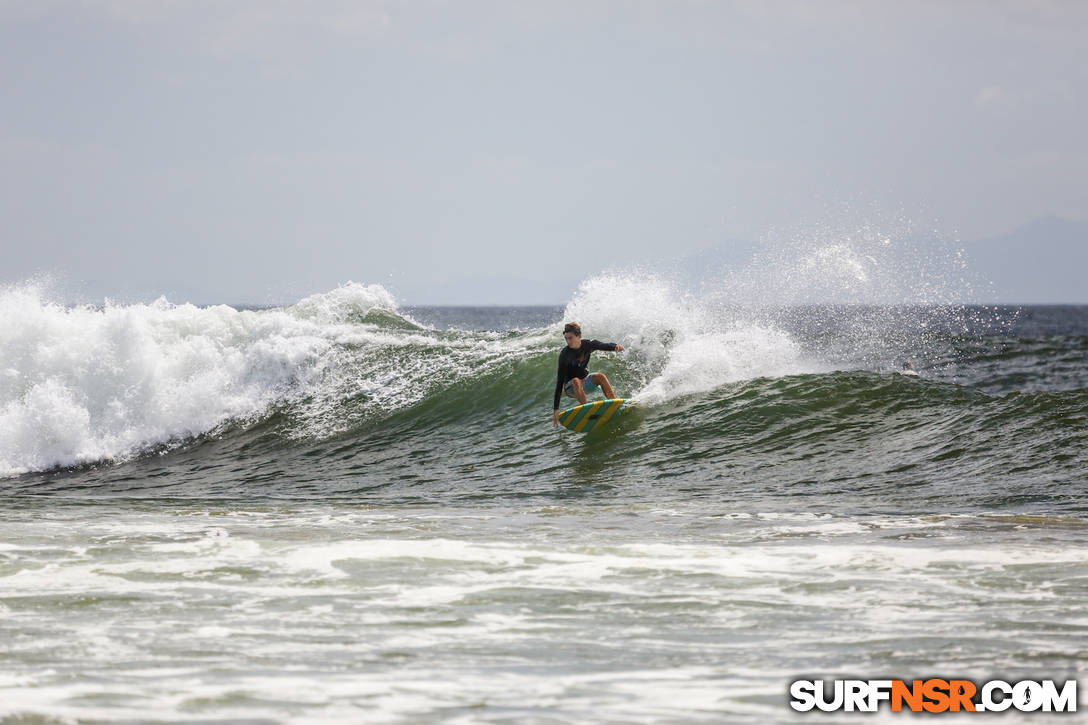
[553,339,618,410]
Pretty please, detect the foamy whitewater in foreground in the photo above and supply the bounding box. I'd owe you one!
[3,504,1086,724]
[2,260,1087,723]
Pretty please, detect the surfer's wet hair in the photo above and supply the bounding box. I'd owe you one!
[563,322,581,336]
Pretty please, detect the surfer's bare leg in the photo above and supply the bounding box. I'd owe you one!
[592,373,615,399]
[571,377,588,405]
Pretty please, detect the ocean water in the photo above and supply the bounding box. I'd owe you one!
[1,273,1087,723]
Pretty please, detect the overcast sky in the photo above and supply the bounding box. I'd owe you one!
[2,1,1085,305]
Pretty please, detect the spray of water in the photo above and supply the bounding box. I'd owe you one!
[561,273,814,404]
[562,213,1009,403]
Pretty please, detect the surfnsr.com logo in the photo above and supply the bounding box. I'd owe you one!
[789,679,1078,713]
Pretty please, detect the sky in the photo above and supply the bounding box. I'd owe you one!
[1,1,1086,305]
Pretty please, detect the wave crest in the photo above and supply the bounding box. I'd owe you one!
[0,281,413,476]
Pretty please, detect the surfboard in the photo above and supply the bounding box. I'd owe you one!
[557,398,632,433]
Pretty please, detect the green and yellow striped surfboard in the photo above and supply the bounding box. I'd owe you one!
[557,398,631,433]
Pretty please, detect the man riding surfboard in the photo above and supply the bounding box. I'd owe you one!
[552,322,625,427]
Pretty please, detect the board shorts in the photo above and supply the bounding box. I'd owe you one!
[563,372,601,398]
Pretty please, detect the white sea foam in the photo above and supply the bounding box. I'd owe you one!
[3,506,1086,723]
[0,280,531,476]
[562,272,817,404]
[0,281,369,474]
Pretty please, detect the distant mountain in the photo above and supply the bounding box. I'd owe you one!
[961,217,1088,304]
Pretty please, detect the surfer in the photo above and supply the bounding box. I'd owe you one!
[552,322,625,427]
